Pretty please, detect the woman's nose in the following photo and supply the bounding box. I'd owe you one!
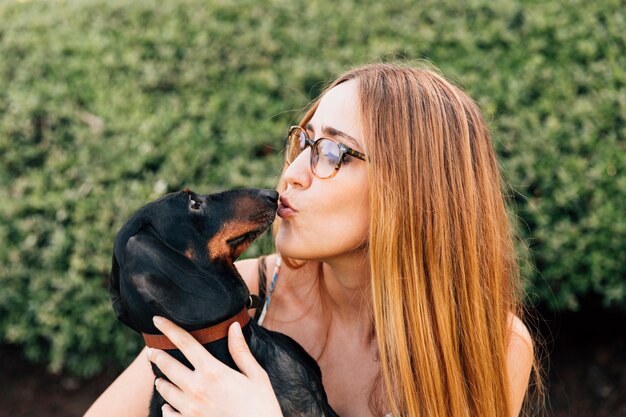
[282,148,312,189]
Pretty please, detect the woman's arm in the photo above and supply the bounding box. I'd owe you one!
[507,315,534,417]
[83,346,154,417]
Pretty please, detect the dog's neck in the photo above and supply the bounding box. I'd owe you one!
[142,308,250,350]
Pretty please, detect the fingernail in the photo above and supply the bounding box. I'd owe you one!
[153,316,163,325]
[232,321,242,336]
[154,377,161,387]
[146,347,153,359]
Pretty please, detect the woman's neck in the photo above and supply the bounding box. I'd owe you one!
[320,249,374,343]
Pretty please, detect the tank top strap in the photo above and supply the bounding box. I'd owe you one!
[256,255,268,302]
[255,255,282,325]
[252,256,267,323]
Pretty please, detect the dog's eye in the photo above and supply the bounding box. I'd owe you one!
[189,196,202,210]
[228,235,247,247]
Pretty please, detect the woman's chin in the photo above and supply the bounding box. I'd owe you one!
[276,235,311,261]
[274,232,291,256]
[275,240,299,259]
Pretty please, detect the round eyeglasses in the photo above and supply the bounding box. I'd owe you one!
[284,126,367,179]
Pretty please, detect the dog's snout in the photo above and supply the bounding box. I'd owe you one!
[259,189,279,204]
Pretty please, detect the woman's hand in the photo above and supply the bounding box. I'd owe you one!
[147,316,283,417]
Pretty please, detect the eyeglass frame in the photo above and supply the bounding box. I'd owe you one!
[284,125,367,179]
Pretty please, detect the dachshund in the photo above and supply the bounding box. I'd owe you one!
[109,188,338,417]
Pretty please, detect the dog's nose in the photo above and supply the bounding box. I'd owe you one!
[259,189,279,204]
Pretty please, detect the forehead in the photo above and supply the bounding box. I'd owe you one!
[308,80,363,147]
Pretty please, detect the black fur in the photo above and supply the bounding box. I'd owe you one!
[109,188,339,417]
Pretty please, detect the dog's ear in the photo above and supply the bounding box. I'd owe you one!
[123,226,243,329]
[109,212,150,332]
[109,253,137,331]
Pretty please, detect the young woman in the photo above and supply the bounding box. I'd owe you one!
[85,63,536,417]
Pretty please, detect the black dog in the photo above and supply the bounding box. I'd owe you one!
[109,188,338,417]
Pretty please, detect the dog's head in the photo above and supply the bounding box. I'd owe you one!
[109,188,278,334]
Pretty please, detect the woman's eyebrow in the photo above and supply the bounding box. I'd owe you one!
[305,123,362,149]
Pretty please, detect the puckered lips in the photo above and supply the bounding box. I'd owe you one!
[277,195,297,219]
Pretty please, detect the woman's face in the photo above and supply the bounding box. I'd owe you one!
[275,80,370,261]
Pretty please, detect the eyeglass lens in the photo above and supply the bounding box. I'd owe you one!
[286,128,342,178]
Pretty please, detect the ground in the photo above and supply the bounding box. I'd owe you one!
[536,303,626,417]
[0,304,624,417]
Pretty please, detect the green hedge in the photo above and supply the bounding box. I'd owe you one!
[0,0,624,376]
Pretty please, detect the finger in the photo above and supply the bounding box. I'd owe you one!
[147,348,194,391]
[161,403,182,417]
[153,316,221,371]
[228,321,264,378]
[154,378,186,415]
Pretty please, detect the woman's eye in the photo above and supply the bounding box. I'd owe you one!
[324,151,341,164]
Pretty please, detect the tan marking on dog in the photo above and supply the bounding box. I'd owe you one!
[207,220,259,261]
[184,248,194,260]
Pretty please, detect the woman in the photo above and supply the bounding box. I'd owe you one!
[86,63,536,417]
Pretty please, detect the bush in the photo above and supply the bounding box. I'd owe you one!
[0,0,624,376]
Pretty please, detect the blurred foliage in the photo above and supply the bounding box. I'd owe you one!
[0,0,624,376]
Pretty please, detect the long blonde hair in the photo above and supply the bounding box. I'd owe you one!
[274,63,537,417]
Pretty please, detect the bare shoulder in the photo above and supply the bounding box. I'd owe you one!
[234,257,262,294]
[234,254,281,293]
[508,313,533,354]
[506,313,535,417]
